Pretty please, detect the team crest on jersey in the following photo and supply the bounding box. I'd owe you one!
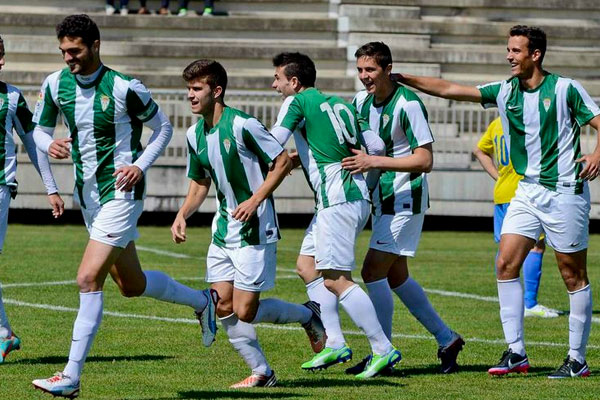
[223,138,231,154]
[382,114,390,129]
[100,95,110,112]
[543,98,551,112]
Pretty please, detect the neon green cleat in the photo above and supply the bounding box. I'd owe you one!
[355,348,402,379]
[301,345,353,371]
[0,335,21,363]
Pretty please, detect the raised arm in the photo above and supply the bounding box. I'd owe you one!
[397,73,482,103]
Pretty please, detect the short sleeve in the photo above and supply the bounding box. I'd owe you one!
[477,81,502,109]
[566,80,600,127]
[126,79,159,123]
[277,96,303,132]
[32,78,59,128]
[242,118,284,164]
[14,91,35,135]
[399,100,434,150]
[186,125,208,180]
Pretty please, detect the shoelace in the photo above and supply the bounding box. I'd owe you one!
[556,358,573,374]
[48,373,66,383]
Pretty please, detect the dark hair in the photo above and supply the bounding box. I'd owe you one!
[509,25,546,64]
[56,15,100,48]
[272,52,316,88]
[354,42,393,69]
[182,59,228,96]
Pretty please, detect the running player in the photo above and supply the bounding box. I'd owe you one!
[31,15,218,398]
[270,52,401,378]
[342,41,464,374]
[171,59,326,388]
[474,117,559,318]
[0,35,64,364]
[398,25,598,378]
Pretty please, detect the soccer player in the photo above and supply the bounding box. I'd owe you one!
[270,52,401,378]
[30,15,218,398]
[341,41,464,374]
[474,117,559,318]
[398,25,598,378]
[171,59,326,388]
[0,35,65,364]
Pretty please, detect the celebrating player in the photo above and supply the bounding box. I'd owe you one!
[342,41,464,374]
[0,35,64,364]
[171,59,326,388]
[31,15,218,398]
[271,52,401,378]
[398,25,599,378]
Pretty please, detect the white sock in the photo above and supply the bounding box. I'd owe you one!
[339,284,393,356]
[306,277,345,349]
[365,278,394,341]
[252,298,311,325]
[142,270,207,311]
[0,284,12,338]
[392,277,454,346]
[63,291,103,382]
[568,285,592,363]
[220,313,271,376]
[497,278,525,356]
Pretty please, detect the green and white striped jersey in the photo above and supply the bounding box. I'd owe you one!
[478,73,600,194]
[187,106,283,248]
[0,82,35,187]
[274,88,369,211]
[354,84,433,216]
[32,66,159,208]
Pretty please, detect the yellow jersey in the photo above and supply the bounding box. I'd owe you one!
[477,117,523,204]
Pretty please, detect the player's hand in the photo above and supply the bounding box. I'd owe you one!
[171,214,187,243]
[341,148,375,174]
[48,138,72,159]
[231,198,259,222]
[289,150,301,169]
[113,165,143,192]
[48,193,64,219]
[576,152,600,181]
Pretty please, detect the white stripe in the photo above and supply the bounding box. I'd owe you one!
[555,78,576,184]
[76,84,101,206]
[4,297,599,349]
[112,76,135,198]
[523,91,541,179]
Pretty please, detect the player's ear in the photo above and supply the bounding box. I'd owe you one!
[385,63,393,76]
[531,48,542,63]
[213,85,223,99]
[91,40,100,55]
[290,76,300,91]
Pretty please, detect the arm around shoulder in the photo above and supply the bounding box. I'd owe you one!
[397,74,482,103]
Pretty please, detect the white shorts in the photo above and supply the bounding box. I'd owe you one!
[300,200,370,271]
[501,180,590,253]
[205,242,277,292]
[81,199,143,248]
[0,186,11,253]
[369,212,425,257]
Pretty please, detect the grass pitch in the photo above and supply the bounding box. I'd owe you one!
[0,224,598,399]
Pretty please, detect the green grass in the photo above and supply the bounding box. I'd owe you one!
[0,224,598,399]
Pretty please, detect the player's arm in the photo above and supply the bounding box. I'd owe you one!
[396,73,482,103]
[171,178,211,243]
[271,96,302,146]
[473,146,498,181]
[358,129,385,156]
[32,77,72,159]
[342,143,433,174]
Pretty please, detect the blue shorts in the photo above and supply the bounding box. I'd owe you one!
[493,203,510,243]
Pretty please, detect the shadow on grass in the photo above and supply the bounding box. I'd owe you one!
[14,354,173,365]
[176,391,304,399]
[277,377,405,388]
[398,363,491,376]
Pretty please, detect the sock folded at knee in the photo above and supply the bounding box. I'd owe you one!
[142,270,206,311]
[568,285,592,363]
[64,291,104,382]
[523,251,543,309]
[306,277,345,349]
[0,284,12,338]
[221,313,271,376]
[339,284,393,356]
[365,278,394,341]
[392,277,454,346]
[251,298,311,325]
[497,278,525,356]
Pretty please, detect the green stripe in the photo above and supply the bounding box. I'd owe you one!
[538,79,559,190]
[317,163,329,208]
[507,81,527,176]
[15,92,35,133]
[410,174,422,214]
[57,70,85,208]
[39,81,59,128]
[93,71,117,204]
[572,125,584,194]
[0,84,8,185]
[399,107,419,150]
[379,171,395,214]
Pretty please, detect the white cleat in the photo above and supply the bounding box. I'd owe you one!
[32,372,80,398]
[524,304,560,318]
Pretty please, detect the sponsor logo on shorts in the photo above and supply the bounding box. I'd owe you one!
[253,280,264,286]
[376,240,389,245]
[570,242,580,247]
[266,229,274,237]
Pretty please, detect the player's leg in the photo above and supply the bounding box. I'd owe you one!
[523,240,558,318]
[0,185,20,363]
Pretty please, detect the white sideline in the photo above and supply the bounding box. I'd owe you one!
[4,297,599,350]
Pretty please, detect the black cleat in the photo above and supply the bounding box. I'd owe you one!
[438,335,465,374]
[548,357,590,379]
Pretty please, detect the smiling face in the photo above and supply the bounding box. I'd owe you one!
[186,77,220,116]
[271,66,297,98]
[506,35,539,78]
[59,36,99,75]
[356,56,392,97]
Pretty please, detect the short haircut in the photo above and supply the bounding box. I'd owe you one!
[56,14,100,48]
[272,52,316,88]
[354,42,393,69]
[182,59,228,96]
[509,25,547,64]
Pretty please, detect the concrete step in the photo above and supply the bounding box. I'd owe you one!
[339,4,421,19]
[340,0,600,11]
[347,33,431,48]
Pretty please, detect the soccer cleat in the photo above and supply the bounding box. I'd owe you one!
[488,349,530,375]
[32,372,80,398]
[177,8,188,16]
[105,4,116,15]
[230,370,277,388]
[202,7,214,16]
[301,345,352,371]
[355,348,402,379]
[0,334,21,363]
[195,288,219,347]
[438,334,465,374]
[548,357,591,379]
[119,7,129,15]
[301,301,327,353]
[345,354,395,375]
[524,304,560,318]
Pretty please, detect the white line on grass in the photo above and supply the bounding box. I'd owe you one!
[136,245,200,259]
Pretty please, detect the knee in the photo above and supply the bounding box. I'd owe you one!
[495,254,517,278]
[235,305,257,323]
[361,264,386,283]
[217,298,234,318]
[296,261,317,283]
[76,272,100,292]
[118,283,144,298]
